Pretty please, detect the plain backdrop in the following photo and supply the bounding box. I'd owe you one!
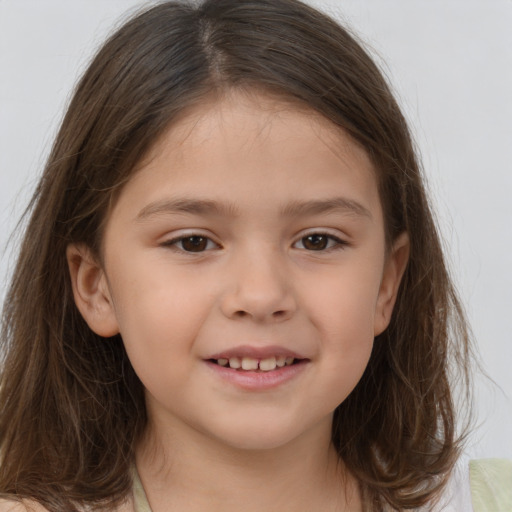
[1,0,511,459]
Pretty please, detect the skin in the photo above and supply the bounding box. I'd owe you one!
[67,91,409,511]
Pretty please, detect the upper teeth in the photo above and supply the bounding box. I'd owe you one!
[216,356,295,371]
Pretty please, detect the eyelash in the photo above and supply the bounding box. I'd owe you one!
[161,232,347,254]
[161,235,219,253]
[293,233,347,252]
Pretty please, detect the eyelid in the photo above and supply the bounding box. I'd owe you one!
[158,229,349,253]
[160,231,221,252]
[292,230,349,250]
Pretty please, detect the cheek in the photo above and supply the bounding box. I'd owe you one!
[304,261,382,341]
[107,262,214,378]
[301,266,380,401]
[110,256,210,325]
[320,302,375,386]
[317,312,375,410]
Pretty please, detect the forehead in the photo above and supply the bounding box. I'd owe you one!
[113,91,382,223]
[164,92,367,157]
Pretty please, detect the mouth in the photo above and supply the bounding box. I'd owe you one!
[205,348,309,390]
[208,356,302,372]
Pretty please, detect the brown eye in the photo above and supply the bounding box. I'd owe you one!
[302,234,329,250]
[179,236,210,252]
[162,234,220,254]
[294,233,345,251]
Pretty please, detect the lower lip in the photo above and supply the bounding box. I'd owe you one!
[204,360,309,390]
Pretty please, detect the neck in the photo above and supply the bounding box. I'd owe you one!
[135,416,361,512]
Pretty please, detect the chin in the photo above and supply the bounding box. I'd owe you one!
[204,414,327,453]
[217,432,300,452]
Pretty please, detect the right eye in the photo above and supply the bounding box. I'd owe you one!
[162,235,219,253]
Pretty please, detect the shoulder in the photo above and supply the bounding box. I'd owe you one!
[0,499,49,512]
[431,457,512,512]
[469,458,512,511]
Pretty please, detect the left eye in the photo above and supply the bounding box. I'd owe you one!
[293,234,345,251]
[164,235,218,253]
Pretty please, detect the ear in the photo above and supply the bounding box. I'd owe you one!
[66,244,119,337]
[374,232,410,336]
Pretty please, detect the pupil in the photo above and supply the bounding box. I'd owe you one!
[304,235,327,250]
[182,236,207,252]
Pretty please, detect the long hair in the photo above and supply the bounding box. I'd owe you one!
[0,1,473,510]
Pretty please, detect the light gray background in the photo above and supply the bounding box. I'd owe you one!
[1,1,511,459]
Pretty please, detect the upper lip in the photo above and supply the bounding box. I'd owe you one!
[207,345,307,360]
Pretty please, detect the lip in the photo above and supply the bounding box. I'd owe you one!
[204,359,309,391]
[208,344,306,360]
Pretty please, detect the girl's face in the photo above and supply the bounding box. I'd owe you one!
[70,92,408,452]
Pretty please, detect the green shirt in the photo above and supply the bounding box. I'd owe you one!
[469,459,512,512]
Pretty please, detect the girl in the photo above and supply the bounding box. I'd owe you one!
[0,0,508,510]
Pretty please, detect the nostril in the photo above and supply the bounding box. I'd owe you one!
[228,307,293,321]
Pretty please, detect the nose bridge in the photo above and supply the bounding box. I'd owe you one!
[221,240,296,322]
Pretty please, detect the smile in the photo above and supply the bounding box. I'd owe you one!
[205,358,308,391]
[205,347,309,390]
[211,356,296,371]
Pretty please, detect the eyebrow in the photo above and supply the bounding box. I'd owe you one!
[136,198,239,221]
[280,197,372,219]
[135,196,372,221]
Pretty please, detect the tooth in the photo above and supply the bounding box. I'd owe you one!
[229,357,241,369]
[217,358,228,367]
[241,357,259,370]
[276,356,286,367]
[259,357,277,371]
[285,357,294,366]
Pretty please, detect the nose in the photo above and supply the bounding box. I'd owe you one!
[220,247,297,323]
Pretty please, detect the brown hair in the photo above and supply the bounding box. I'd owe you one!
[0,0,473,510]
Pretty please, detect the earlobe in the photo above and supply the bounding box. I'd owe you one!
[374,232,410,336]
[66,244,119,337]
